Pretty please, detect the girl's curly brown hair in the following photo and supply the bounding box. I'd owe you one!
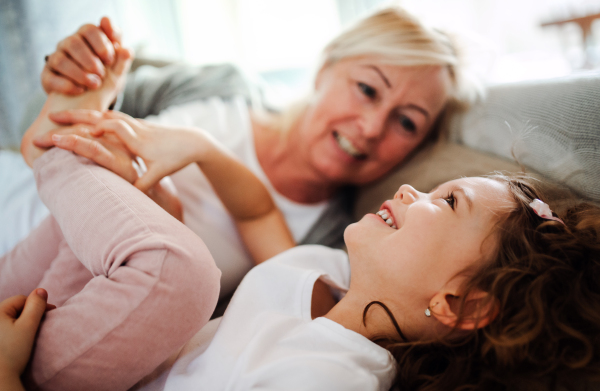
[388,173,600,390]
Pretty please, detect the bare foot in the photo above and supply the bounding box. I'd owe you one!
[21,46,133,167]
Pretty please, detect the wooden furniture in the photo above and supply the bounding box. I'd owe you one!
[542,13,600,68]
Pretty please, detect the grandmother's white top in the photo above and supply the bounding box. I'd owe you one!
[145,97,328,299]
[140,245,395,391]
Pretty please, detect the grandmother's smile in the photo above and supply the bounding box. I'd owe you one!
[332,131,367,160]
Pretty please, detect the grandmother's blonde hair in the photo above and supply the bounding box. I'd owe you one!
[267,7,481,141]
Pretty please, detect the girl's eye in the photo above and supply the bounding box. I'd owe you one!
[444,192,456,210]
[400,115,416,133]
[358,82,377,99]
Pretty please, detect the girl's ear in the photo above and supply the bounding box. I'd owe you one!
[429,287,498,331]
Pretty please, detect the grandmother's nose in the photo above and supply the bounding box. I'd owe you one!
[394,184,421,204]
[360,107,387,140]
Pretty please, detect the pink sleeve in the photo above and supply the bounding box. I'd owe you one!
[24,149,221,391]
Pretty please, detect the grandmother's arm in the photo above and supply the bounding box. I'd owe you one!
[36,109,296,264]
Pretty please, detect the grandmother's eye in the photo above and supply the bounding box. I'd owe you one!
[400,115,416,133]
[444,192,456,210]
[358,82,377,99]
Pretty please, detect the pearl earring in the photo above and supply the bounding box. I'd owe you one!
[425,307,431,317]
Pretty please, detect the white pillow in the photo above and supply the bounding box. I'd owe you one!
[0,150,49,256]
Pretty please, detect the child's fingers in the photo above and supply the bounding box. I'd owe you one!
[49,109,104,126]
[0,295,28,320]
[16,289,49,335]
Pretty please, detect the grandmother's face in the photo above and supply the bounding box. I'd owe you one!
[297,58,451,185]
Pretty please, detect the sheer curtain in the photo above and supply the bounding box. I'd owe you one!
[0,0,181,149]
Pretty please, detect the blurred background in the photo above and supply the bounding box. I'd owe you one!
[1,0,599,147]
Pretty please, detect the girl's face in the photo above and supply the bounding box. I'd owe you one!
[295,57,451,186]
[344,177,513,332]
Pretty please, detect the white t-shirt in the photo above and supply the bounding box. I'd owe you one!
[145,97,328,298]
[140,245,396,391]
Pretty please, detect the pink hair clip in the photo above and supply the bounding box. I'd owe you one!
[529,199,564,225]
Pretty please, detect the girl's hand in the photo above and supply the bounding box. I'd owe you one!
[41,17,122,95]
[0,289,55,388]
[36,110,209,193]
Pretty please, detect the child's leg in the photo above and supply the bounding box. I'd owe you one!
[25,149,220,391]
[0,216,62,300]
[0,215,93,317]
[18,51,221,391]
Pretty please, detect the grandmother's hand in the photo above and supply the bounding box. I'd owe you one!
[33,112,184,221]
[34,120,139,184]
[42,17,122,95]
[38,109,208,193]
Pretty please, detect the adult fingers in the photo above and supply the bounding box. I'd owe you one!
[0,295,27,320]
[100,111,142,137]
[134,168,165,193]
[41,66,85,95]
[52,134,138,183]
[93,119,139,148]
[48,109,104,126]
[103,110,138,125]
[58,33,106,78]
[16,289,49,336]
[77,23,115,66]
[100,17,122,44]
[32,124,93,148]
[46,50,101,89]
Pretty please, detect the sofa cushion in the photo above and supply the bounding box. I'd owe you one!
[450,71,600,203]
[354,142,582,220]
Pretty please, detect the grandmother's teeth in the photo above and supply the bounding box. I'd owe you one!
[392,224,397,229]
[386,218,393,225]
[381,213,389,219]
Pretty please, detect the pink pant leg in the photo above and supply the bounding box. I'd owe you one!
[0,216,62,300]
[22,149,221,391]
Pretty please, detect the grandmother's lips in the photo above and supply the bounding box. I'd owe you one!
[333,131,367,160]
[376,208,397,229]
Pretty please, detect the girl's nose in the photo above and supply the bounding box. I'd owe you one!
[394,184,421,204]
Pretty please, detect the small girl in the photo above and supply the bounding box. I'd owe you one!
[5,45,600,391]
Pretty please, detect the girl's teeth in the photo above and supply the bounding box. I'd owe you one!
[376,209,396,228]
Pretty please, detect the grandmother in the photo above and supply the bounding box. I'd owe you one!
[39,7,478,300]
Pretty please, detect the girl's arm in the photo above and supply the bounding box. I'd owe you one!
[36,110,296,264]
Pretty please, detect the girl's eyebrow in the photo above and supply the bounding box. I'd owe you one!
[431,184,474,212]
[454,187,474,212]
